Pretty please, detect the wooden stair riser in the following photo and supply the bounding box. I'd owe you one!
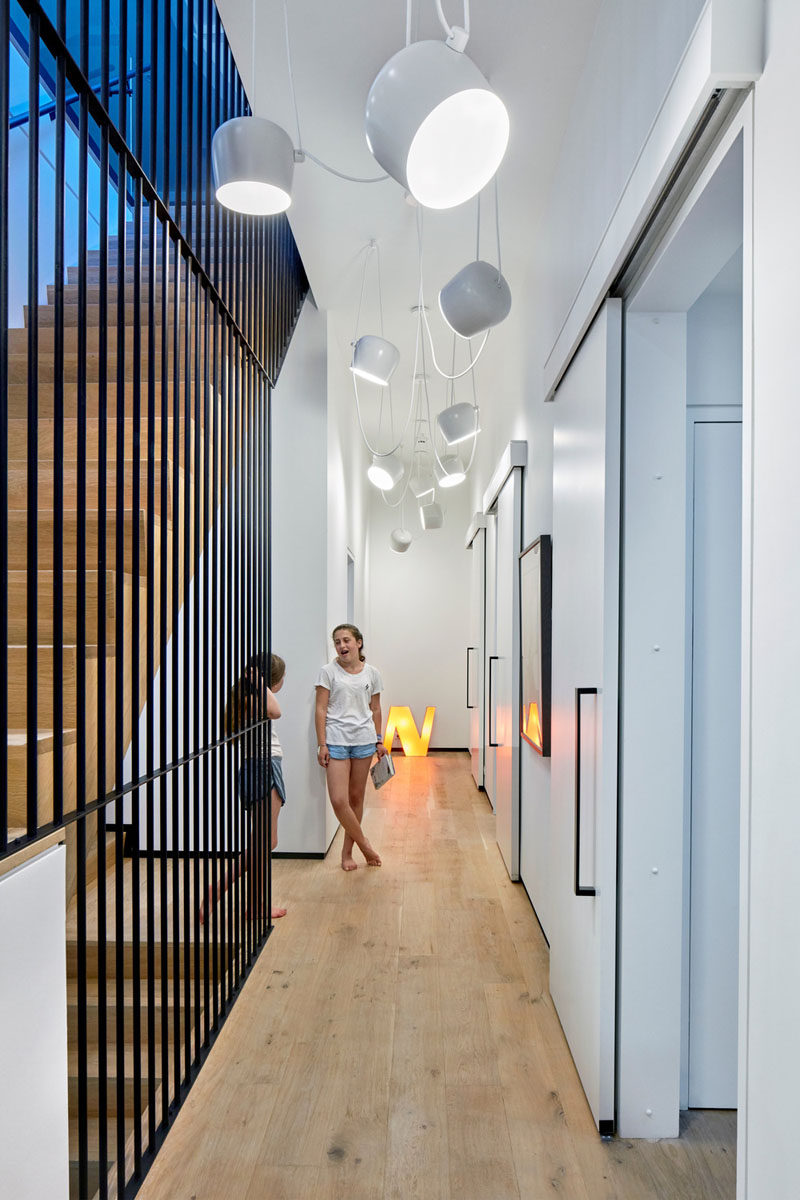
[68,938,218,982]
[7,348,172,386]
[9,322,214,356]
[6,736,78,828]
[5,509,159,576]
[4,382,211,421]
[7,643,79,728]
[47,281,198,307]
[35,296,199,327]
[7,458,179,521]
[6,570,118,645]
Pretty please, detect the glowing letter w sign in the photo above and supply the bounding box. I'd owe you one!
[383,706,436,756]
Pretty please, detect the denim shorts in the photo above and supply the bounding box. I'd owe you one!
[238,757,287,809]
[327,743,376,761]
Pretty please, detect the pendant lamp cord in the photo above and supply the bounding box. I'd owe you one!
[494,174,502,276]
[280,0,389,182]
[435,0,470,42]
[476,191,481,260]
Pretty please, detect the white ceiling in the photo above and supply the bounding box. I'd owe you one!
[217,0,604,443]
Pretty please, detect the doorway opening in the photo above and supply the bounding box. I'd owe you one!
[617,120,746,1137]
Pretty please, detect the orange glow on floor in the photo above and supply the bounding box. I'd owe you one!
[383,706,436,756]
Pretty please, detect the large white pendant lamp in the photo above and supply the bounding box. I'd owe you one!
[211,116,295,216]
[436,401,480,445]
[350,334,400,387]
[367,453,404,491]
[365,40,509,210]
[439,259,512,337]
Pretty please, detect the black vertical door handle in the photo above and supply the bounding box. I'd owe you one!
[488,656,500,747]
[575,687,598,897]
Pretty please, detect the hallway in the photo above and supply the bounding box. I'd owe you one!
[136,753,735,1200]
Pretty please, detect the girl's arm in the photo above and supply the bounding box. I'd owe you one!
[315,686,330,767]
[266,687,281,720]
[370,692,386,759]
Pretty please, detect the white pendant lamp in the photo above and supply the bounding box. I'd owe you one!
[439,259,512,337]
[351,334,400,387]
[435,454,466,488]
[365,40,509,210]
[212,116,295,216]
[367,453,404,491]
[390,527,413,554]
[436,402,480,445]
[419,499,444,530]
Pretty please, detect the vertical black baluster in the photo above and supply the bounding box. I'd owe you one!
[52,0,66,833]
[245,352,253,963]
[162,0,171,218]
[76,4,90,1192]
[170,241,182,1104]
[130,173,144,1182]
[201,281,210,1043]
[148,0,156,192]
[224,324,234,1000]
[212,7,221,294]
[175,0,183,235]
[145,196,157,1153]
[159,225,172,1129]
[209,297,219,1028]
[234,335,242,981]
[26,7,40,842]
[114,45,129,1184]
[192,268,201,1056]
[97,3,111,1192]
[0,0,8,854]
[182,255,192,1078]
[204,0,212,278]
[186,0,194,251]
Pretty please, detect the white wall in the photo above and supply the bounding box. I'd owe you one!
[687,269,744,407]
[272,297,331,854]
[0,846,70,1200]
[367,484,471,751]
[742,1,800,1193]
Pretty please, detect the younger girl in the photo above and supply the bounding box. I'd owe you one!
[315,624,386,870]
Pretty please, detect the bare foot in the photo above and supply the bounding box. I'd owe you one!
[341,853,358,871]
[362,843,382,867]
[271,905,288,919]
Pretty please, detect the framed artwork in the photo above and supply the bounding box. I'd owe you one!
[519,535,552,756]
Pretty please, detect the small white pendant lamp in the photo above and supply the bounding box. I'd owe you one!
[365,40,509,210]
[435,454,466,488]
[367,453,404,491]
[439,259,511,337]
[351,335,400,387]
[436,402,480,445]
[211,116,295,216]
[419,499,445,530]
[390,527,413,554]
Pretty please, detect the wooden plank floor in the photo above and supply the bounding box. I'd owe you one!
[136,753,736,1200]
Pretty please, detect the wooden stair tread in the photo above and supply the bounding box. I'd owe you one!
[7,727,78,749]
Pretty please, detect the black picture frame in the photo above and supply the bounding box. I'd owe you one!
[519,535,552,756]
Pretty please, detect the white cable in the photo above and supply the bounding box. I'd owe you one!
[494,174,502,276]
[476,191,481,260]
[352,303,421,458]
[352,244,372,344]
[406,0,412,46]
[300,149,389,184]
[435,0,471,40]
[281,0,388,183]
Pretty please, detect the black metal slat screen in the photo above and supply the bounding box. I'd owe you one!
[1,2,308,1196]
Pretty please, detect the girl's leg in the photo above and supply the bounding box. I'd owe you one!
[347,756,380,865]
[269,789,287,918]
[326,758,381,868]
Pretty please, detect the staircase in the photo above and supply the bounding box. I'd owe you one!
[8,218,225,1198]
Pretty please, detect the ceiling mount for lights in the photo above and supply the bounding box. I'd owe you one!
[367,452,404,491]
[437,402,480,445]
[351,335,400,386]
[365,39,509,210]
[439,259,512,337]
[212,116,295,216]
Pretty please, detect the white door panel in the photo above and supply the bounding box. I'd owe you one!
[550,299,622,1131]
[688,419,741,1107]
[493,472,523,879]
[469,527,486,790]
[484,516,498,811]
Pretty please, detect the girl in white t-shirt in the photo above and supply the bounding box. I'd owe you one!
[315,624,386,870]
